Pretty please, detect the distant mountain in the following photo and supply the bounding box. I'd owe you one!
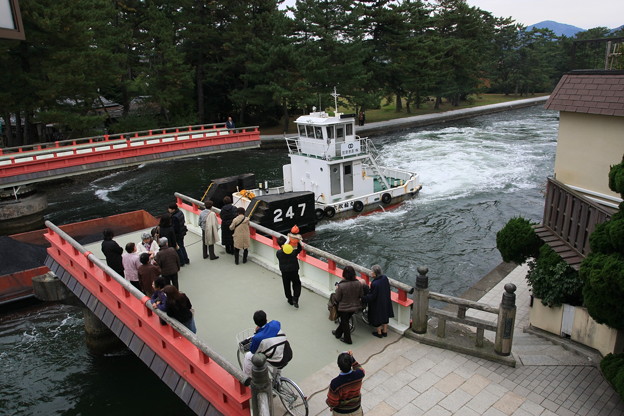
[526,20,585,37]
[609,25,624,35]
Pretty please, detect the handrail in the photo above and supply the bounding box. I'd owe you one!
[0,122,237,155]
[428,292,499,314]
[174,192,414,295]
[44,220,251,415]
[0,125,259,161]
[412,267,517,358]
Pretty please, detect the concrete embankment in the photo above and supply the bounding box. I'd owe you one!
[260,96,549,146]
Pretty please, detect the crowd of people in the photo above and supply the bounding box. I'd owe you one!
[102,196,396,415]
[100,200,197,333]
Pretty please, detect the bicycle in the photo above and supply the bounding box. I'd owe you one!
[236,328,309,416]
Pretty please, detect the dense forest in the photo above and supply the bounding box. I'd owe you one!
[0,0,622,145]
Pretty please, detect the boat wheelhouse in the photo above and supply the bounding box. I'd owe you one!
[282,110,421,220]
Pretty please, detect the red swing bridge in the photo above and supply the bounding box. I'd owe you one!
[0,123,260,188]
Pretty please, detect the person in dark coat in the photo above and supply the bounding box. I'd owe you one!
[168,203,189,265]
[332,266,363,345]
[101,228,124,276]
[363,264,394,338]
[276,236,303,308]
[154,237,180,289]
[162,285,196,333]
[220,196,238,254]
[138,252,161,296]
[156,213,177,253]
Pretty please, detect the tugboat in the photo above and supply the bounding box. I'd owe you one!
[204,91,422,234]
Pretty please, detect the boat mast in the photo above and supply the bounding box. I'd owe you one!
[331,87,340,116]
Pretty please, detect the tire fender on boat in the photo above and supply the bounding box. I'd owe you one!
[381,192,392,204]
[324,206,336,218]
[315,208,325,220]
[353,200,364,212]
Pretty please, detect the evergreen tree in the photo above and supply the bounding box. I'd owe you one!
[1,0,120,142]
[430,0,499,106]
[289,0,371,111]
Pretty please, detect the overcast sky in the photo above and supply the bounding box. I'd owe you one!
[281,1,623,31]
[465,0,623,29]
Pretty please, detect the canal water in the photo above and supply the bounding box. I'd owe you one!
[0,105,558,415]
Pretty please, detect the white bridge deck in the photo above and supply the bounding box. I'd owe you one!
[84,227,402,412]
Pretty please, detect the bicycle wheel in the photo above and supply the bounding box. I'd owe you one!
[276,377,308,416]
[237,348,245,370]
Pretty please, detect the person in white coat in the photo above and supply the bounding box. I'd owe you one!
[199,200,220,260]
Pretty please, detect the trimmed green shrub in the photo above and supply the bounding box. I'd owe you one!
[496,217,542,264]
[527,244,583,307]
[580,252,624,329]
[615,370,624,399]
[601,353,624,381]
[580,157,624,329]
[589,222,616,254]
[601,353,624,400]
[608,156,624,197]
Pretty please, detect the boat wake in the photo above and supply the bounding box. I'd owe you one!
[379,122,555,205]
[93,180,133,202]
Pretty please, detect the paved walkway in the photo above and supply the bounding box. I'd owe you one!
[300,264,624,416]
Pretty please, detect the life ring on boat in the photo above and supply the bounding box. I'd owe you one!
[315,208,325,220]
[353,201,364,213]
[324,206,336,218]
[381,192,392,205]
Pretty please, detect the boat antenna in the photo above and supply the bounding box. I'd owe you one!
[331,87,340,116]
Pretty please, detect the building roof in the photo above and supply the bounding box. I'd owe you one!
[545,70,624,117]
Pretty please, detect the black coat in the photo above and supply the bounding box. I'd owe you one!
[276,245,302,272]
[220,204,238,245]
[101,239,124,276]
[158,225,177,249]
[363,275,394,327]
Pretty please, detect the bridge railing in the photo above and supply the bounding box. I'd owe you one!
[44,220,252,416]
[174,193,415,331]
[0,122,250,156]
[411,267,517,357]
[0,124,260,185]
[0,124,259,162]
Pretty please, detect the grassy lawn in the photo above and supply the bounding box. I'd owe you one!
[260,93,548,135]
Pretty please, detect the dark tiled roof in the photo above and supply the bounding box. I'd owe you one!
[545,72,624,117]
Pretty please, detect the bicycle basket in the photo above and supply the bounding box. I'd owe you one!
[236,328,256,354]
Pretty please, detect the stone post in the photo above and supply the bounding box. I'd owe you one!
[32,272,75,302]
[83,308,125,355]
[251,353,273,416]
[411,266,430,334]
[495,283,517,356]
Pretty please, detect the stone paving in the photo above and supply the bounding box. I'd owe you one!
[301,264,624,416]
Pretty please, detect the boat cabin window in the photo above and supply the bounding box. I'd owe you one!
[346,123,353,136]
[298,125,306,137]
[336,125,344,141]
[306,125,315,138]
[326,126,334,139]
[314,127,323,139]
